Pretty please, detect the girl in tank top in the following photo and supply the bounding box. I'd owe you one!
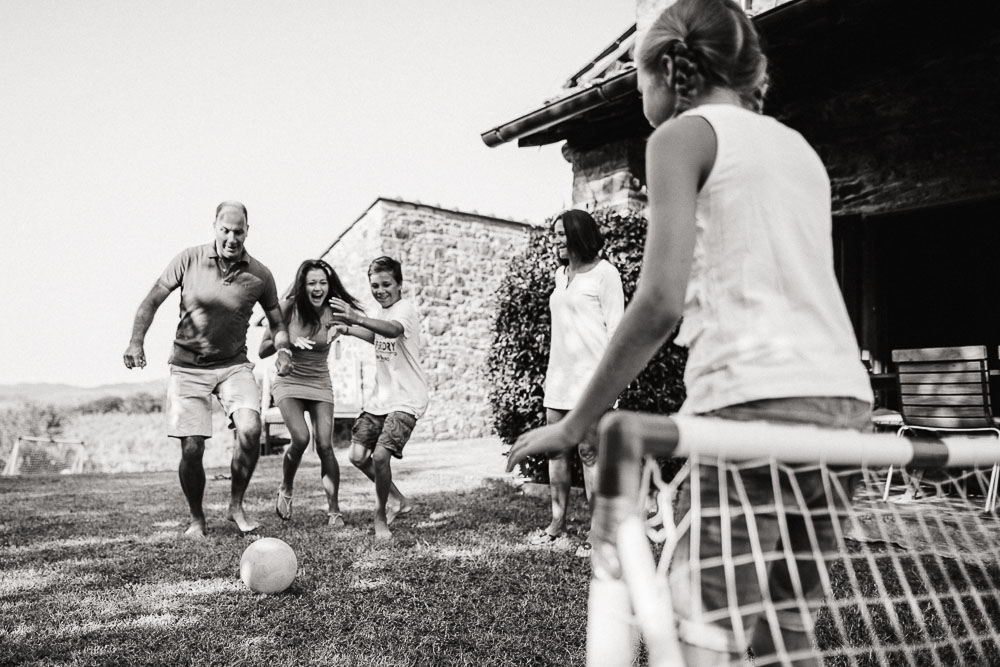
[507,1,873,663]
[260,259,362,529]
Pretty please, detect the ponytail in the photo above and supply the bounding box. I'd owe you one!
[638,0,769,117]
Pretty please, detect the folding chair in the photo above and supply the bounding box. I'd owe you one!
[882,345,1000,510]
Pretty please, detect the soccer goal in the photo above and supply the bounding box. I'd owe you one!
[2,436,86,476]
[587,411,1000,667]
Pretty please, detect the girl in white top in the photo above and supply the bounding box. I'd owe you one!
[531,210,624,552]
[508,0,872,663]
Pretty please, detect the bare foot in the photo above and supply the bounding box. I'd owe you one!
[387,500,413,525]
[183,520,207,539]
[543,521,566,538]
[327,512,345,529]
[226,506,259,533]
[374,514,392,540]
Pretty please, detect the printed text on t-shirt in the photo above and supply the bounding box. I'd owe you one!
[374,337,396,362]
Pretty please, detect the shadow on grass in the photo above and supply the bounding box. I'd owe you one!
[0,464,593,666]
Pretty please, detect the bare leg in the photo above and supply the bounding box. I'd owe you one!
[544,408,571,536]
[579,448,597,507]
[371,446,395,540]
[178,436,207,538]
[310,403,343,528]
[276,398,311,520]
[349,442,408,514]
[576,440,599,556]
[226,408,261,533]
[547,456,572,536]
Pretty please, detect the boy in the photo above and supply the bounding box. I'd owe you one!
[330,256,429,539]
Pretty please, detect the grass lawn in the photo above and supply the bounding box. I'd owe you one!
[0,437,595,666]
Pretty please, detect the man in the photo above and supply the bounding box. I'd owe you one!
[123,201,293,538]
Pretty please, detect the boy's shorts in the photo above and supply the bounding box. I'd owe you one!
[351,411,418,459]
[166,362,260,438]
[668,396,872,654]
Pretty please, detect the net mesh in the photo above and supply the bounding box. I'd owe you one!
[2,437,87,476]
[628,453,1000,666]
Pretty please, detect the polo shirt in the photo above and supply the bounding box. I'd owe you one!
[156,243,280,369]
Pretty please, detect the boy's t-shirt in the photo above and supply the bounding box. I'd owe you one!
[367,298,429,418]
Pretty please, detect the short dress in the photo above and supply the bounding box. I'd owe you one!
[270,308,337,404]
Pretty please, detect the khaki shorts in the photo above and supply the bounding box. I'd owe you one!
[166,362,260,438]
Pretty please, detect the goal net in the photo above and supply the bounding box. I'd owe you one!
[2,436,87,476]
[587,412,1000,667]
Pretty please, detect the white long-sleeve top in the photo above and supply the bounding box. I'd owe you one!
[543,259,625,410]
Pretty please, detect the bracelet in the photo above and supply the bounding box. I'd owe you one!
[277,348,293,357]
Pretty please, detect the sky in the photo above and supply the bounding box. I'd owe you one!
[0,1,636,388]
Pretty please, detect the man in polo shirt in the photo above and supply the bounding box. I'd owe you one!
[123,201,293,538]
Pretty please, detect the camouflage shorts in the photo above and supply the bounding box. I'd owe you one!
[351,411,418,459]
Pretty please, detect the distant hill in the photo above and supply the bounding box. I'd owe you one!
[0,379,168,407]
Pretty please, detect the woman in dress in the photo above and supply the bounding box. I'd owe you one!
[260,259,363,528]
[529,209,624,556]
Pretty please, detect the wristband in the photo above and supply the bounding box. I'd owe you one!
[277,347,293,358]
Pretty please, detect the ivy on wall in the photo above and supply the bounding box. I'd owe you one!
[486,207,687,484]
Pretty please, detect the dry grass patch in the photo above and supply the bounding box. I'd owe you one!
[0,440,594,666]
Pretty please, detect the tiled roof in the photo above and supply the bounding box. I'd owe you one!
[544,25,637,105]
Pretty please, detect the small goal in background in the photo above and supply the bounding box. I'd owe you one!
[2,436,86,476]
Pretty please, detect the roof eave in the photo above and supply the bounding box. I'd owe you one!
[479,0,817,148]
[480,68,638,148]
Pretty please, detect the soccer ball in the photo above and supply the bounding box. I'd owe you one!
[240,537,297,594]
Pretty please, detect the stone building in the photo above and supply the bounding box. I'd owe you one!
[481,0,1000,407]
[313,197,535,441]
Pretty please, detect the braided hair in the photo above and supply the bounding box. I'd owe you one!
[664,39,700,116]
[638,0,769,118]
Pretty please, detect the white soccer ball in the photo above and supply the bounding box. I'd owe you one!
[240,537,297,594]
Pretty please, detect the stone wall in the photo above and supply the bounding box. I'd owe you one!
[771,22,1000,217]
[321,199,534,442]
[318,205,385,413]
[575,0,1000,219]
[562,139,647,212]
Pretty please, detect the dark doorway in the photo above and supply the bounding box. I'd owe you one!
[870,198,1000,355]
[835,197,1000,408]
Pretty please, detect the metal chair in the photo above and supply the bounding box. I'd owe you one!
[882,345,1000,510]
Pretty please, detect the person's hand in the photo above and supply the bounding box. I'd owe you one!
[123,342,146,369]
[327,323,348,344]
[505,421,579,473]
[329,297,361,325]
[293,336,315,350]
[275,349,294,377]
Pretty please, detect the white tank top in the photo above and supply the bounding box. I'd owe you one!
[673,104,873,414]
